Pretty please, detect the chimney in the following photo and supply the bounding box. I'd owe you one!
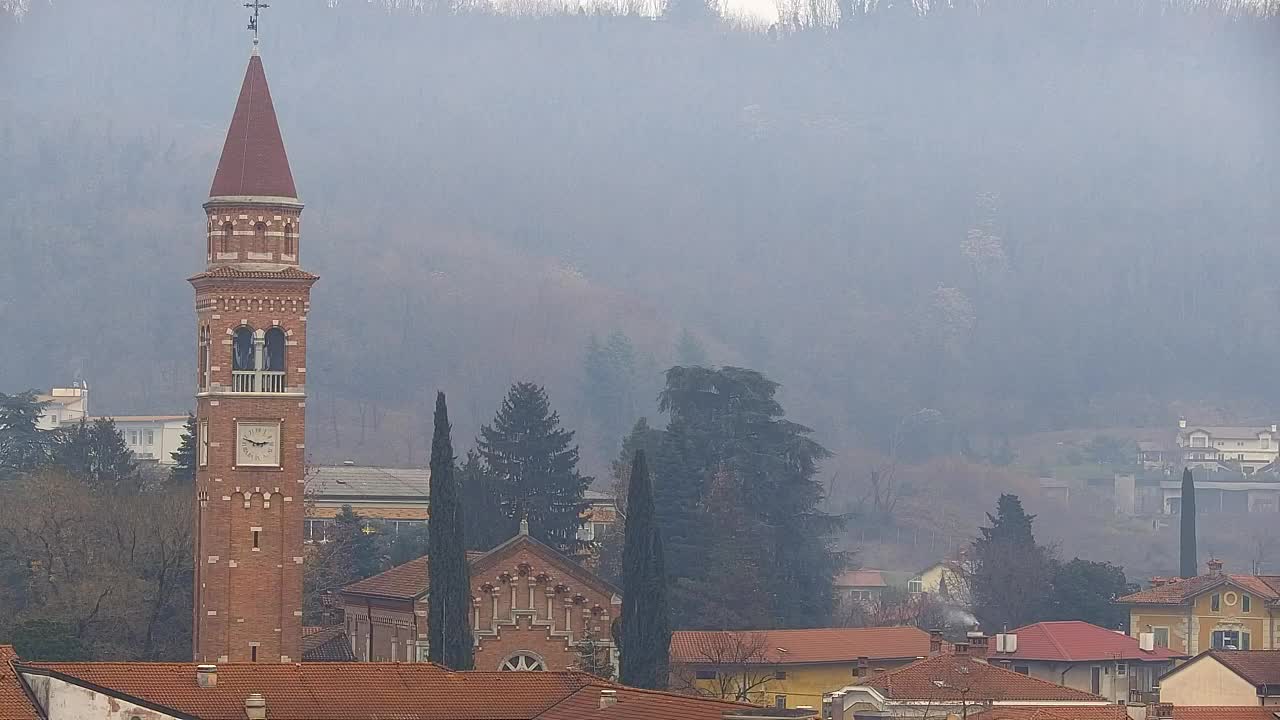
[1271,424,1277,434]
[995,633,1018,654]
[1139,632,1155,652]
[853,656,869,678]
[196,664,217,688]
[1152,703,1175,720]
[244,693,267,720]
[966,632,989,660]
[953,642,970,656]
[599,689,618,709]
[929,629,944,655]
[1207,558,1224,575]
[1178,417,1187,429]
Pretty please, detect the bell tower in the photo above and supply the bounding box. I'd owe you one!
[190,38,315,663]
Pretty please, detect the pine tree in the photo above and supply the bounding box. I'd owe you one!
[169,413,197,485]
[619,450,669,689]
[0,390,53,480]
[1180,467,1197,579]
[477,382,591,557]
[573,627,617,679]
[330,505,383,580]
[460,449,512,552]
[428,392,473,670]
[971,493,1055,631]
[53,418,139,493]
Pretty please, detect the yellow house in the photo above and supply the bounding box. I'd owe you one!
[669,626,939,710]
[1158,649,1280,707]
[1118,560,1280,655]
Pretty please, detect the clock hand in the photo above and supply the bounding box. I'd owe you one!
[247,438,269,447]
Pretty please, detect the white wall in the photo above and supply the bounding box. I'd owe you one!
[1160,657,1260,706]
[21,673,184,720]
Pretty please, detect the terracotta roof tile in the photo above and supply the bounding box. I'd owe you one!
[670,627,933,666]
[16,662,747,720]
[1172,708,1280,719]
[210,54,297,199]
[995,621,1183,662]
[0,647,39,720]
[834,569,888,588]
[343,555,429,599]
[971,706,1130,720]
[1205,650,1280,686]
[301,626,356,662]
[1119,574,1280,605]
[862,655,1105,702]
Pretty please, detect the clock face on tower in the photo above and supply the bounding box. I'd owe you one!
[236,421,281,467]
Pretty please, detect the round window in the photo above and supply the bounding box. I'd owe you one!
[499,652,547,671]
[1224,591,1238,607]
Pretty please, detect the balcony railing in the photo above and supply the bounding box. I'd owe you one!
[232,370,286,393]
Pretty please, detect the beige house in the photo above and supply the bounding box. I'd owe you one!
[1118,561,1280,655]
[1159,649,1280,707]
[1177,419,1280,476]
[35,385,90,430]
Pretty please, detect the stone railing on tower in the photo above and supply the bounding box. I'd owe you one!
[233,370,286,393]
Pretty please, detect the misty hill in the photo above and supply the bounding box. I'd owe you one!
[2,0,1277,505]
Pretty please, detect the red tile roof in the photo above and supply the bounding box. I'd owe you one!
[16,662,746,720]
[834,569,888,588]
[670,627,934,666]
[301,626,356,662]
[0,647,39,720]
[1173,708,1280,720]
[971,706,1130,720]
[1197,650,1280,687]
[995,621,1183,662]
[861,655,1105,702]
[1119,574,1280,605]
[344,555,429,599]
[189,265,319,281]
[209,54,297,199]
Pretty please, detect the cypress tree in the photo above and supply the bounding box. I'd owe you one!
[1180,467,1197,579]
[619,450,669,689]
[428,392,473,670]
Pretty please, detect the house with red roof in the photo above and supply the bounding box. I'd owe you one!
[1117,560,1280,655]
[4,646,813,720]
[1157,649,1280,708]
[987,621,1184,706]
[825,648,1115,719]
[670,626,943,710]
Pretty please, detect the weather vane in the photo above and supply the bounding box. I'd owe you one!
[246,0,269,45]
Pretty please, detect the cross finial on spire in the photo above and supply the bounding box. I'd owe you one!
[245,0,270,50]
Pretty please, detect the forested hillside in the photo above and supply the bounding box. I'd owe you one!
[2,0,1277,575]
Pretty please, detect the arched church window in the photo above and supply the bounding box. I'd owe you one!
[263,328,286,372]
[232,327,256,371]
[499,652,547,672]
[220,222,233,254]
[254,222,267,253]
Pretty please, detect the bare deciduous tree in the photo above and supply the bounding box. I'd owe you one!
[670,631,777,704]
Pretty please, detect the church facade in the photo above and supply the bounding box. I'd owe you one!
[190,44,314,663]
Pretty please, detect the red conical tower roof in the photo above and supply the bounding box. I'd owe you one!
[209,52,297,199]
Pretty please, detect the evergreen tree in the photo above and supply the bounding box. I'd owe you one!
[573,627,617,679]
[1050,558,1131,629]
[53,418,139,493]
[582,331,639,459]
[428,392,473,669]
[460,449,511,552]
[1180,467,1197,579]
[657,366,843,628]
[0,390,53,480]
[619,450,669,689]
[477,382,591,557]
[609,418,663,514]
[169,413,197,485]
[330,505,383,580]
[651,417,706,586]
[971,494,1055,631]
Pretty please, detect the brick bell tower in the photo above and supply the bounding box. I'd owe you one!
[190,38,315,663]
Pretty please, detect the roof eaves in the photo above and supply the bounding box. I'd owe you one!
[14,665,198,720]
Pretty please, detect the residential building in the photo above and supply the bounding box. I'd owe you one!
[34,385,89,430]
[1176,419,1280,476]
[825,647,1114,719]
[303,464,618,545]
[969,708,1130,720]
[338,521,620,671]
[834,568,889,605]
[1158,474,1280,516]
[1119,560,1280,654]
[670,626,942,710]
[96,415,189,464]
[1139,440,1176,472]
[1168,708,1280,719]
[5,646,759,720]
[1158,649,1280,707]
[987,620,1184,705]
[909,558,972,602]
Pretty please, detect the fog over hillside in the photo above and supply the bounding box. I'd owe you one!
[2,0,1278,574]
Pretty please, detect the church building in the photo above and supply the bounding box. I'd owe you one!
[190,38,314,663]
